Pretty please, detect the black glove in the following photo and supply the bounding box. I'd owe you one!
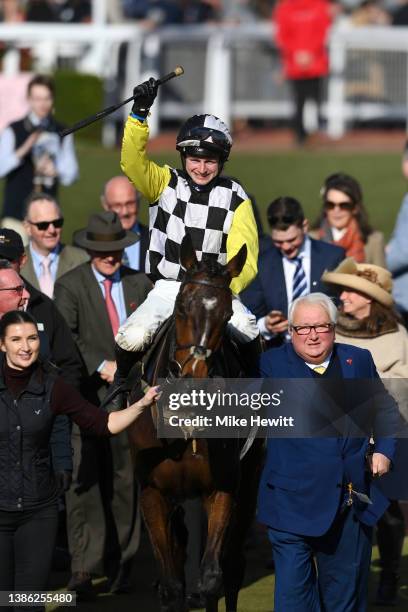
[55,470,72,493]
[132,78,158,118]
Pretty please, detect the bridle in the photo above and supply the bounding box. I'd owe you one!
[171,277,232,375]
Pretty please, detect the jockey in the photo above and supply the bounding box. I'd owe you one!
[110,78,260,399]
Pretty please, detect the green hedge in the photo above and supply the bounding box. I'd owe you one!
[54,71,103,142]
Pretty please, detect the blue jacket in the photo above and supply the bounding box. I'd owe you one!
[386,192,408,313]
[241,238,344,320]
[257,343,397,536]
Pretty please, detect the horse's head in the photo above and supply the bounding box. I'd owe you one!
[173,234,247,378]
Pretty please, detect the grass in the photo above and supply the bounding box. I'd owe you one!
[5,139,405,611]
[46,528,408,611]
[5,140,403,244]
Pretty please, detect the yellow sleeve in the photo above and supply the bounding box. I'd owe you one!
[120,116,171,204]
[227,198,259,294]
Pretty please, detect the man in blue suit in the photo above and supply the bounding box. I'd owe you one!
[241,196,344,347]
[257,292,397,611]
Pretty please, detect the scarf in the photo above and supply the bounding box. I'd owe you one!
[319,217,365,262]
[336,312,398,339]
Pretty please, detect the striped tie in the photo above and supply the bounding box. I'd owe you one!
[292,256,307,302]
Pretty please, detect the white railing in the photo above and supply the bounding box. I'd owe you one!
[1,20,408,142]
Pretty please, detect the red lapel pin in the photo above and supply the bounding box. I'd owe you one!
[129,302,137,311]
[346,358,353,365]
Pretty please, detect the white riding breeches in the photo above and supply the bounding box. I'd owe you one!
[115,279,259,352]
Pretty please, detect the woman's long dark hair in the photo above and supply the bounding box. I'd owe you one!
[0,310,38,340]
[365,300,401,335]
[312,172,373,242]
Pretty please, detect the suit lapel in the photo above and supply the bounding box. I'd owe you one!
[56,245,69,279]
[310,239,324,293]
[122,269,139,317]
[286,343,313,378]
[264,249,288,315]
[21,251,40,291]
[336,343,357,379]
[84,264,114,340]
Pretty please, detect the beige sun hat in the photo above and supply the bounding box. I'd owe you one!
[321,258,393,308]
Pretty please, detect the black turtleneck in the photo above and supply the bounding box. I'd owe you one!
[3,360,38,398]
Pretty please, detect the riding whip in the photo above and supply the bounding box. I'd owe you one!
[60,65,184,137]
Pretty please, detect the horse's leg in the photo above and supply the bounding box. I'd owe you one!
[222,439,265,612]
[200,491,234,611]
[140,486,187,612]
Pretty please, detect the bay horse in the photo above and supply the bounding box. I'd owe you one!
[127,235,264,612]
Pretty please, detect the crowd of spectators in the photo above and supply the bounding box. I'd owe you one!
[1,67,408,609]
[0,0,91,23]
[0,0,274,24]
[2,0,408,26]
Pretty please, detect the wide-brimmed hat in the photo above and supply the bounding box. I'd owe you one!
[73,211,139,252]
[322,258,393,307]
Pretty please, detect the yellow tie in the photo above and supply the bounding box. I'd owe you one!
[313,366,326,375]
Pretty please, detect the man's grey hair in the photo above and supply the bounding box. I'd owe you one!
[24,192,62,220]
[288,292,338,326]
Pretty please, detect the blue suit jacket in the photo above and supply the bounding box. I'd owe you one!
[257,343,397,536]
[241,238,345,320]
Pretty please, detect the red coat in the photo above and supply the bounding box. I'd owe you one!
[273,0,332,80]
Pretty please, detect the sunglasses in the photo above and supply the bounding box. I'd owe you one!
[324,201,355,211]
[28,218,64,231]
[0,284,25,295]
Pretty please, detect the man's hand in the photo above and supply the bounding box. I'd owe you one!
[371,452,391,477]
[265,310,288,335]
[132,78,158,118]
[15,131,42,160]
[100,360,117,384]
[35,154,57,177]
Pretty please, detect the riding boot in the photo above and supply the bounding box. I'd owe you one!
[375,500,405,605]
[101,344,144,410]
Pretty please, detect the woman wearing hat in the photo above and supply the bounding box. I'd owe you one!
[311,173,385,266]
[322,258,408,606]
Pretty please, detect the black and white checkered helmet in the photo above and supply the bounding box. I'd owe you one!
[176,114,232,162]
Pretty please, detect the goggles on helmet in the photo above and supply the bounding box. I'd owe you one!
[177,127,231,158]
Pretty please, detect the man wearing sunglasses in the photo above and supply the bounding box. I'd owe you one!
[21,192,88,298]
[241,196,345,348]
[110,78,259,402]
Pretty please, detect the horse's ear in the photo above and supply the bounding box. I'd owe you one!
[180,234,198,271]
[227,244,247,278]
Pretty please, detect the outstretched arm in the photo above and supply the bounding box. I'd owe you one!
[107,386,161,434]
